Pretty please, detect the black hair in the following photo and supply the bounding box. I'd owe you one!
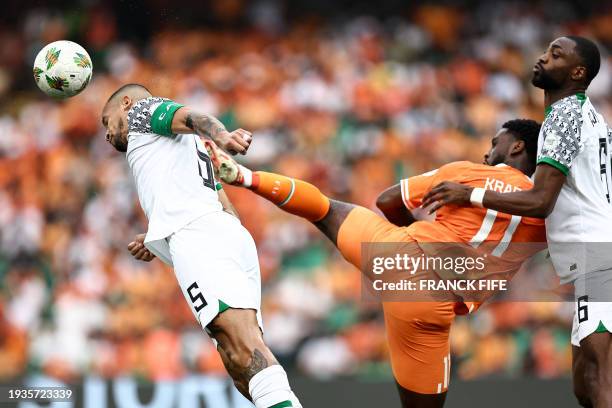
[106,83,151,105]
[565,35,601,85]
[502,119,541,163]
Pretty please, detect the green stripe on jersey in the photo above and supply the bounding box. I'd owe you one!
[537,157,569,176]
[151,100,184,136]
[268,401,293,408]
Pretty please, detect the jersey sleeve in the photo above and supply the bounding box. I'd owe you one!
[127,97,184,136]
[537,98,583,176]
[400,168,439,210]
[400,162,471,209]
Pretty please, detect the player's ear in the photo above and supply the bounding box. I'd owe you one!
[121,95,132,111]
[571,65,586,82]
[511,140,525,156]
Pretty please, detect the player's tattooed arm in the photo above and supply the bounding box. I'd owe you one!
[376,183,416,226]
[185,112,226,140]
[171,107,253,155]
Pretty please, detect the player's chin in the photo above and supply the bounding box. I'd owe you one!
[531,72,555,90]
[530,73,544,88]
[486,157,502,166]
[111,138,128,152]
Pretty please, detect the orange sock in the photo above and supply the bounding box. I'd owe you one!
[250,172,330,222]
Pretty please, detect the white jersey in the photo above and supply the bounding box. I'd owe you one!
[537,93,612,282]
[126,97,222,265]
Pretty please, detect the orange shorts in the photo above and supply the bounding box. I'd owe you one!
[337,206,456,394]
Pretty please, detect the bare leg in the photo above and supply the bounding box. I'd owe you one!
[209,309,302,407]
[573,345,594,407]
[396,382,447,408]
[580,332,612,408]
[313,199,355,245]
[207,309,275,400]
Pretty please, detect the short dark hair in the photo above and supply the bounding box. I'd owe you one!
[502,119,541,163]
[565,35,601,85]
[106,83,151,105]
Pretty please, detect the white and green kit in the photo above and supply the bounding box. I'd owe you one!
[537,93,612,344]
[125,97,263,330]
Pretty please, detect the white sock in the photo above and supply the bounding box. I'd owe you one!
[248,365,301,408]
[239,165,253,187]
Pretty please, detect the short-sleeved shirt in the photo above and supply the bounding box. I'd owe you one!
[401,162,545,244]
[126,97,222,265]
[397,162,546,312]
[536,94,612,282]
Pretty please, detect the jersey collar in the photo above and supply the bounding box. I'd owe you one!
[544,92,586,117]
[496,162,527,178]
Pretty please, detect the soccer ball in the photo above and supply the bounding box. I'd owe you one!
[33,40,93,98]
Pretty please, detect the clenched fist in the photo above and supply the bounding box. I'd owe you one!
[127,233,156,262]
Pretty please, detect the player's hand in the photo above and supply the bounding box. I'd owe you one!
[421,182,473,214]
[127,233,156,262]
[214,129,252,155]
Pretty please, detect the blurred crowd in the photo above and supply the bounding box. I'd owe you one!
[0,0,611,384]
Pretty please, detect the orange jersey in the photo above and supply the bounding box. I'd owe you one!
[336,162,547,394]
[398,161,546,315]
[401,161,546,246]
[334,164,546,393]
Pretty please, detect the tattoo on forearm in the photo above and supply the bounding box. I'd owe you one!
[245,349,269,379]
[185,113,194,130]
[185,112,226,140]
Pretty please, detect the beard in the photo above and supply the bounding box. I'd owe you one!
[112,137,128,152]
[111,120,128,152]
[531,68,561,90]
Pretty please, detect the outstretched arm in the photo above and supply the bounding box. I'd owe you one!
[423,98,582,218]
[376,184,416,226]
[421,164,566,218]
[171,107,252,155]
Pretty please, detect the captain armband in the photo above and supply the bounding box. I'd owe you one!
[150,101,184,136]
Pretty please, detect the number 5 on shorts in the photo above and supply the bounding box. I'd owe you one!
[188,282,208,313]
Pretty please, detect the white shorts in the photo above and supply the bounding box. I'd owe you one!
[167,211,263,331]
[571,268,612,346]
